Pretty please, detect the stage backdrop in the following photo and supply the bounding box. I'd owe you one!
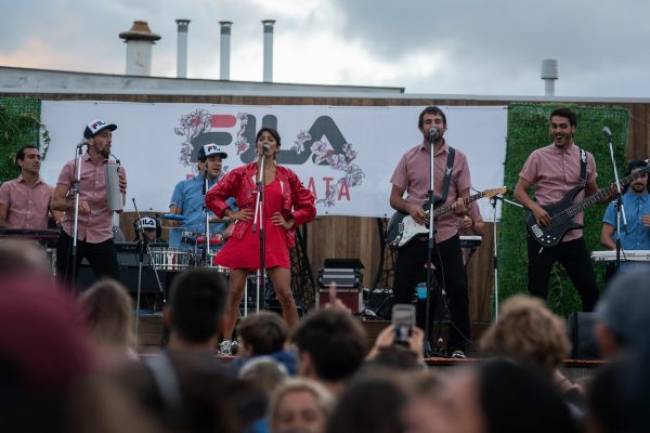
[40,101,507,219]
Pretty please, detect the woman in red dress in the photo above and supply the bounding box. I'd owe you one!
[205,128,316,351]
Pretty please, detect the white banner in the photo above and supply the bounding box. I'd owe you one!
[40,101,507,219]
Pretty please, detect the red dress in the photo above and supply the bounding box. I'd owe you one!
[205,163,316,271]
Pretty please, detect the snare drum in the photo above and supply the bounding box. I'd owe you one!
[204,252,230,275]
[149,247,194,271]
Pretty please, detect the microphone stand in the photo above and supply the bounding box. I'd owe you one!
[487,193,524,319]
[203,166,211,266]
[70,142,85,287]
[424,130,441,357]
[132,199,165,348]
[606,130,627,272]
[252,151,267,313]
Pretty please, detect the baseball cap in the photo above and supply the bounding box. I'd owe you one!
[137,217,157,230]
[83,119,118,139]
[198,143,228,161]
[595,267,650,347]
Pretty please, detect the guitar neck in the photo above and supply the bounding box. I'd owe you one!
[433,192,482,218]
[566,167,650,217]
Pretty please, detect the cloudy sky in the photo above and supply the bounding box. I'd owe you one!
[1,0,649,97]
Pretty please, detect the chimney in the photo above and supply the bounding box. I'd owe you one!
[262,19,275,82]
[541,59,559,97]
[119,21,161,76]
[176,19,190,78]
[219,21,232,80]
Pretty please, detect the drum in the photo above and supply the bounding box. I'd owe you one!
[204,251,230,275]
[149,247,194,271]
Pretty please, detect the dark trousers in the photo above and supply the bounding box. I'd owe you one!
[393,234,470,352]
[527,235,599,311]
[56,231,120,291]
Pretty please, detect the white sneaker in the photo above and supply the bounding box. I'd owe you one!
[219,340,233,355]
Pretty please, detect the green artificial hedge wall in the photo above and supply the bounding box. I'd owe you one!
[499,103,629,317]
[0,97,42,182]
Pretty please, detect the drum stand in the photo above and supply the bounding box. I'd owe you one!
[132,199,165,348]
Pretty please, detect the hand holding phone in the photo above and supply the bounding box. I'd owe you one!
[392,304,416,346]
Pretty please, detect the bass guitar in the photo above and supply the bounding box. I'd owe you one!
[527,161,650,247]
[386,187,506,248]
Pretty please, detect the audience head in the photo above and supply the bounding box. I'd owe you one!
[0,239,51,277]
[239,356,289,394]
[292,308,368,387]
[435,360,577,433]
[165,269,228,346]
[79,278,135,349]
[0,275,95,432]
[479,295,570,375]
[326,377,408,433]
[237,311,288,357]
[269,378,334,433]
[594,267,650,358]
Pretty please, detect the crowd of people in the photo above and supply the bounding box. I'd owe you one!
[2,238,650,433]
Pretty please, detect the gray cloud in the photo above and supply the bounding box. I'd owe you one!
[2,0,650,97]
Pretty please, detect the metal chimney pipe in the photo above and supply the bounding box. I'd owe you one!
[176,19,190,78]
[262,19,275,82]
[219,21,232,80]
[541,59,559,97]
[119,21,161,76]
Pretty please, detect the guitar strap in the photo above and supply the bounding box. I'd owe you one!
[439,147,456,204]
[579,148,587,186]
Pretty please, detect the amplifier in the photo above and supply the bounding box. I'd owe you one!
[316,289,362,313]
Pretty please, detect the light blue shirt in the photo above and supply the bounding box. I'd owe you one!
[168,174,235,249]
[603,191,650,271]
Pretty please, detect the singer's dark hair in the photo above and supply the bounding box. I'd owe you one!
[15,145,39,165]
[549,107,577,127]
[256,127,282,147]
[418,106,447,129]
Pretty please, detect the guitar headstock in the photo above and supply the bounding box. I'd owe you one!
[481,187,507,198]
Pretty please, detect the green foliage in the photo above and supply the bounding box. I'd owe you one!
[499,103,628,317]
[0,97,42,182]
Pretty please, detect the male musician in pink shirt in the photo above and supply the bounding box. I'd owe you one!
[0,145,53,230]
[514,107,603,311]
[52,119,127,289]
[389,106,471,358]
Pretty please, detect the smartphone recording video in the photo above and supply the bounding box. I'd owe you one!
[392,304,415,346]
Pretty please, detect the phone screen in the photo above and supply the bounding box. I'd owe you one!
[392,304,415,345]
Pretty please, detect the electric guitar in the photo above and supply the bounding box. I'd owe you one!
[386,187,507,248]
[527,162,650,247]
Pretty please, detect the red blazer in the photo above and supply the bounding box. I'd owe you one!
[205,162,316,247]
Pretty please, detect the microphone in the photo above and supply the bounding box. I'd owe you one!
[76,140,88,149]
[602,126,612,138]
[262,144,271,153]
[428,127,440,143]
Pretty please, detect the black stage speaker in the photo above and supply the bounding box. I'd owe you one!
[567,312,601,360]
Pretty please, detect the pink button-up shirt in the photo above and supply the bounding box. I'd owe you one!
[0,175,53,230]
[57,154,127,243]
[391,141,472,243]
[519,142,597,242]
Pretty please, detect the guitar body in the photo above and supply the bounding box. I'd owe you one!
[386,212,430,248]
[385,187,507,249]
[526,185,584,247]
